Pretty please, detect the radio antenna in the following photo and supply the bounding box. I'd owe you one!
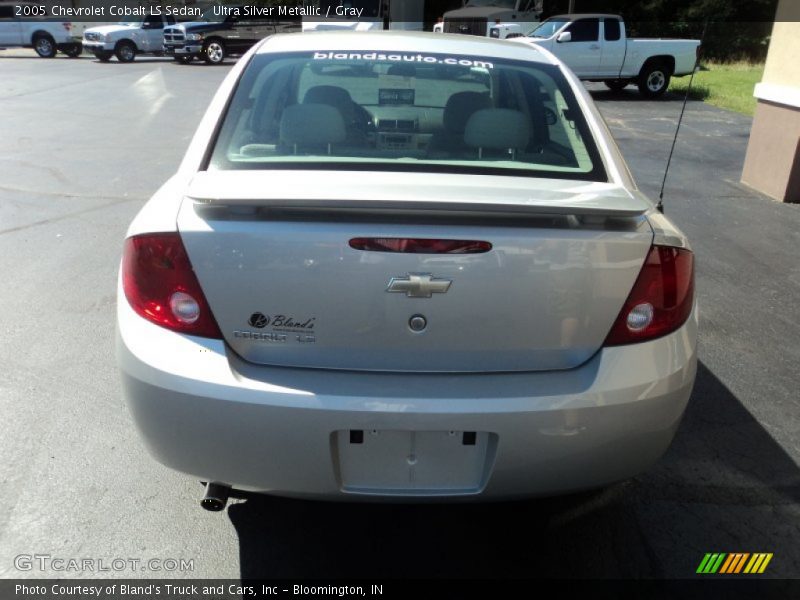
[657,18,710,213]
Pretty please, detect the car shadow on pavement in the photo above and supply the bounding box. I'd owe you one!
[227,361,800,579]
[587,88,705,104]
[170,61,230,67]
[88,58,175,64]
[0,55,85,60]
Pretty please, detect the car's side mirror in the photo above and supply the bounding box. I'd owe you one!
[556,31,572,43]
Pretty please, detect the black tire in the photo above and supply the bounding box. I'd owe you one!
[93,50,112,62]
[604,80,628,93]
[114,40,136,63]
[638,61,671,98]
[62,43,82,58]
[202,39,226,65]
[33,34,57,58]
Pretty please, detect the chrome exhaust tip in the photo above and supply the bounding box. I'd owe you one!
[201,482,231,512]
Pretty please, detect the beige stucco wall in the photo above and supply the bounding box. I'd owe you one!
[762,2,800,88]
[741,0,800,203]
[741,101,800,203]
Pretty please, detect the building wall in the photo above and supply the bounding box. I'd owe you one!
[761,4,800,88]
[741,0,800,203]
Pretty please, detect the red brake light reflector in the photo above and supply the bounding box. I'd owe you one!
[349,238,492,254]
[121,233,222,339]
[604,245,694,346]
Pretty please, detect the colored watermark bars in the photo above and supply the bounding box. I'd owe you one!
[697,553,773,574]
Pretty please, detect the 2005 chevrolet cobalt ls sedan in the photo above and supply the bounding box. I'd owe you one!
[117,31,696,508]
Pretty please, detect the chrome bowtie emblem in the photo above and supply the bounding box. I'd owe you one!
[386,274,452,298]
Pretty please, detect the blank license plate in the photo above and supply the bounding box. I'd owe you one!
[334,429,494,495]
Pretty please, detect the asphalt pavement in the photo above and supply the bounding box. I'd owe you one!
[0,50,798,581]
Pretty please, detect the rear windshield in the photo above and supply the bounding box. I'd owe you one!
[208,50,606,181]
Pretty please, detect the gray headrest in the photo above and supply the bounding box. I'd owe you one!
[303,85,352,105]
[303,85,355,120]
[279,104,346,146]
[443,92,491,135]
[464,109,531,151]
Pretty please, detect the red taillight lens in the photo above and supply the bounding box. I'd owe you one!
[349,238,492,254]
[604,245,694,346]
[121,233,222,339]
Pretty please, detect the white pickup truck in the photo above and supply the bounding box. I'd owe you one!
[82,14,176,62]
[512,14,701,98]
[0,3,81,57]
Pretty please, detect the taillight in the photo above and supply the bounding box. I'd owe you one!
[604,245,694,346]
[349,238,491,254]
[121,233,222,339]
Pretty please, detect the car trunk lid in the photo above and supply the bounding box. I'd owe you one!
[178,170,653,372]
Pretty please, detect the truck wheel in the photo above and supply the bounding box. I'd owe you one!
[33,34,57,58]
[62,44,82,58]
[605,80,628,93]
[115,40,136,63]
[203,40,226,65]
[94,50,113,62]
[638,62,671,98]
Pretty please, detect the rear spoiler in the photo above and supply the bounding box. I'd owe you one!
[187,171,652,218]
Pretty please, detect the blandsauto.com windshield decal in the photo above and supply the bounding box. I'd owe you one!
[312,51,494,69]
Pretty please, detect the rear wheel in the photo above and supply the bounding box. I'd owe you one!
[202,39,226,65]
[638,62,671,98]
[94,50,113,62]
[114,40,136,63]
[33,34,57,58]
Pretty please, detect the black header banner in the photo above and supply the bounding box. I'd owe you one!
[0,0,789,24]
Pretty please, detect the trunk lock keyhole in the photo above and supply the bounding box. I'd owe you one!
[409,315,427,332]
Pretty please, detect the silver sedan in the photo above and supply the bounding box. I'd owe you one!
[117,31,697,508]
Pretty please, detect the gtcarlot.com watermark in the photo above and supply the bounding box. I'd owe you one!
[14,554,194,573]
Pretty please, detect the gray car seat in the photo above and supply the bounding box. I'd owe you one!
[464,109,531,160]
[279,104,346,155]
[302,85,370,146]
[426,91,491,158]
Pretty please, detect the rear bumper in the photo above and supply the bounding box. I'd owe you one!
[118,294,698,501]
